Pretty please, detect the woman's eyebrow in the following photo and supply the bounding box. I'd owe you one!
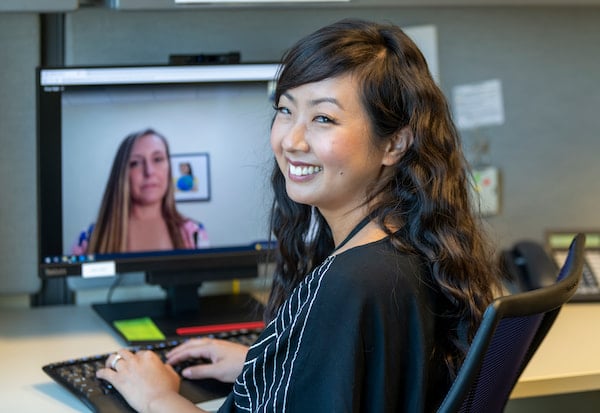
[281,91,295,103]
[310,97,344,110]
[281,92,344,110]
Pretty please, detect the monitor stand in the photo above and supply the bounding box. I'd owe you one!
[92,287,265,344]
[91,255,270,344]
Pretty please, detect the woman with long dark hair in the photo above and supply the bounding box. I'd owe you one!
[98,19,501,412]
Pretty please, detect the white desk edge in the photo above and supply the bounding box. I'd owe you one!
[0,302,598,411]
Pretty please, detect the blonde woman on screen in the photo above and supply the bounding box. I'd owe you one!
[71,128,208,255]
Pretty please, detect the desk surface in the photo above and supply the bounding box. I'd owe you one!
[0,303,599,411]
[0,305,122,412]
[510,303,600,398]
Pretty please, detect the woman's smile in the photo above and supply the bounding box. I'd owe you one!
[288,161,323,180]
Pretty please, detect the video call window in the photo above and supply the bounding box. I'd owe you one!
[38,64,279,274]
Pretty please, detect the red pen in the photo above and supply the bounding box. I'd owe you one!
[176,320,265,336]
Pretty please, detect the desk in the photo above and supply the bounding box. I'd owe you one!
[510,303,600,399]
[1,303,599,411]
[0,305,122,412]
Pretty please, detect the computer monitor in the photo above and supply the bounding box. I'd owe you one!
[36,63,280,341]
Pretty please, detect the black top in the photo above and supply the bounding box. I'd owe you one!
[218,237,450,412]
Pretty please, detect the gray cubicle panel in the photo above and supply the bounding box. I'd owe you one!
[2,6,600,298]
[62,7,600,250]
[0,0,77,12]
[0,14,41,295]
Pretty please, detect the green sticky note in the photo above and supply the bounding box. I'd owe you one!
[113,317,165,341]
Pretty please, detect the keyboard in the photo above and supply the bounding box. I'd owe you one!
[42,328,262,413]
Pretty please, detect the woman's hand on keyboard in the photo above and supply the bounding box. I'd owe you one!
[97,349,201,413]
[166,338,249,383]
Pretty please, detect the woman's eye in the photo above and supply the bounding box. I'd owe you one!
[129,160,140,168]
[315,115,335,124]
[153,155,165,163]
[274,105,290,115]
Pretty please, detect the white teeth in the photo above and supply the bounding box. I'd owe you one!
[290,164,322,176]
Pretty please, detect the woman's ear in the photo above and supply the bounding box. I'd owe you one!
[382,126,414,166]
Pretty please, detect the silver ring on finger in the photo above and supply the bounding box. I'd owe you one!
[110,354,123,371]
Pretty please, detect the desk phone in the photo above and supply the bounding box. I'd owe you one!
[502,230,600,302]
[547,230,600,302]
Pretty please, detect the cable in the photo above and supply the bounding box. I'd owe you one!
[106,274,124,303]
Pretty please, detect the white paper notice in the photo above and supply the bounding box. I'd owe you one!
[452,79,505,130]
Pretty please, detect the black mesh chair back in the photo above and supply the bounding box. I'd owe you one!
[437,233,585,413]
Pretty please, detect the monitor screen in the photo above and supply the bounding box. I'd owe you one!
[36,63,280,339]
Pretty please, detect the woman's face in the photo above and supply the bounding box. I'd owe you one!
[128,133,170,207]
[270,74,389,218]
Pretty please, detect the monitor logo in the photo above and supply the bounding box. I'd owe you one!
[45,267,68,276]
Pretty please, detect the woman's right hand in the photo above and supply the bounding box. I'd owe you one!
[166,338,249,383]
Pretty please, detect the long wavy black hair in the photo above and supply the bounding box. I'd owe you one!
[265,18,501,378]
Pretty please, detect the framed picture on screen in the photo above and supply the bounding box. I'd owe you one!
[171,153,210,202]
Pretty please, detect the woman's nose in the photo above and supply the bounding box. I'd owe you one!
[282,122,309,152]
[143,159,153,176]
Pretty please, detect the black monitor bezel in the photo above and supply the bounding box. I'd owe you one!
[36,62,279,282]
[35,63,281,338]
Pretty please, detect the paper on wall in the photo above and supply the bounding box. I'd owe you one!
[452,79,505,130]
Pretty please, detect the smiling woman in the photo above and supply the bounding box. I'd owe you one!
[70,128,209,255]
[271,74,395,224]
[95,18,502,413]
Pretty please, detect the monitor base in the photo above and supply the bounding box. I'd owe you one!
[92,292,264,344]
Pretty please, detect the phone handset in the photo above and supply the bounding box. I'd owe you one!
[501,241,558,292]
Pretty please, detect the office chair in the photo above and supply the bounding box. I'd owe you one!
[436,233,585,413]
